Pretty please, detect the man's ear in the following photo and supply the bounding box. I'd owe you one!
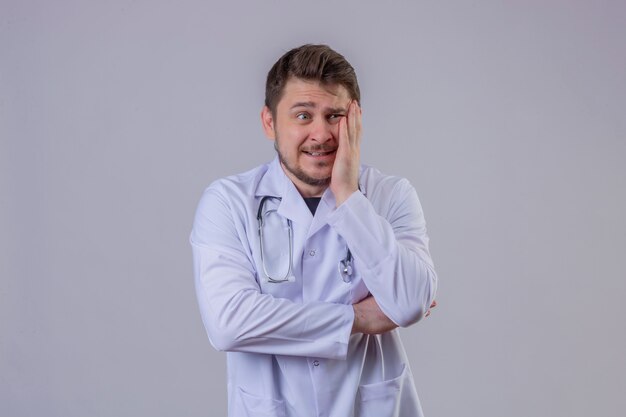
[261,106,276,140]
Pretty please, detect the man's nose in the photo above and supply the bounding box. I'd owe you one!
[309,118,335,143]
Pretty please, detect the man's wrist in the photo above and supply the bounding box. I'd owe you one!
[351,304,362,334]
[335,188,359,208]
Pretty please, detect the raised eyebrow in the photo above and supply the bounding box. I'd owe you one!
[327,107,347,115]
[290,102,316,110]
[289,102,348,114]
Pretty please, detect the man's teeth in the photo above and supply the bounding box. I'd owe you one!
[307,151,333,156]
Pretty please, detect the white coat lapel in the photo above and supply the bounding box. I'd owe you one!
[254,157,312,226]
[305,172,368,240]
[277,180,312,226]
[305,188,335,240]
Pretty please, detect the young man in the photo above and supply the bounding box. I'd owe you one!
[191,44,437,417]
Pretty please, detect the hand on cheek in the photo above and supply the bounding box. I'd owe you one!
[331,101,362,206]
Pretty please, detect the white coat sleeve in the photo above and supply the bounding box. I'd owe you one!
[327,179,437,327]
[191,186,354,359]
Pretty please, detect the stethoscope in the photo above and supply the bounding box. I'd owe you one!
[257,195,353,284]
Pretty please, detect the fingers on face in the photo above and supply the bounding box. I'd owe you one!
[348,100,361,144]
[339,109,349,144]
[349,102,356,141]
[352,101,362,143]
[339,100,361,146]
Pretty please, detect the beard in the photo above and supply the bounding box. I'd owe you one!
[274,141,331,187]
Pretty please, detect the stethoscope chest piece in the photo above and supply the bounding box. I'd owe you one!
[339,257,353,283]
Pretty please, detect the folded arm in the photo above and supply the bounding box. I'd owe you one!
[191,187,354,359]
[328,179,438,328]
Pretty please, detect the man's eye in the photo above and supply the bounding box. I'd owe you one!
[328,114,344,121]
[296,113,310,120]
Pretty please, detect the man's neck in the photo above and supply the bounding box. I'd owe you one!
[293,183,326,198]
[278,162,328,198]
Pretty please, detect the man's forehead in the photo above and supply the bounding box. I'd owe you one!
[280,78,351,106]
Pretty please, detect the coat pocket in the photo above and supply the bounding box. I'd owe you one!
[238,387,287,417]
[356,364,407,417]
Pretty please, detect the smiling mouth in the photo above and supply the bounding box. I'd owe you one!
[303,150,336,157]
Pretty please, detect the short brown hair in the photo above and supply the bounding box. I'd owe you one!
[265,44,361,114]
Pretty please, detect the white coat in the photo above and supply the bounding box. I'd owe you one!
[191,157,437,417]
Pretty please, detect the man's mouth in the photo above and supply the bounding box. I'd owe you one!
[302,149,336,157]
[305,151,333,156]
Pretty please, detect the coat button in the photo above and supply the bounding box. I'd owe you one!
[309,250,316,256]
[313,360,320,366]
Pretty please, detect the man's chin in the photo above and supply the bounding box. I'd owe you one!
[301,175,331,187]
[302,168,332,184]
[279,158,331,187]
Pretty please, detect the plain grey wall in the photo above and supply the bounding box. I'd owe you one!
[2,1,625,416]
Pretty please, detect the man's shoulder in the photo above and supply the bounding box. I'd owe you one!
[359,164,414,199]
[203,162,270,199]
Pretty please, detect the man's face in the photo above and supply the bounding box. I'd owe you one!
[261,78,352,197]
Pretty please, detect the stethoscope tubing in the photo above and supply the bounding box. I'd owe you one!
[257,196,294,283]
[257,195,353,284]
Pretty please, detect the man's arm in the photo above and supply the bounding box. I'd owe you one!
[191,186,354,359]
[352,296,437,335]
[330,185,438,328]
[329,101,438,329]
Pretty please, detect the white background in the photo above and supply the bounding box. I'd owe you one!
[2,1,625,416]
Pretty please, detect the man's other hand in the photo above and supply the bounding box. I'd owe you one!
[351,295,397,335]
[425,299,437,317]
[352,297,439,334]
